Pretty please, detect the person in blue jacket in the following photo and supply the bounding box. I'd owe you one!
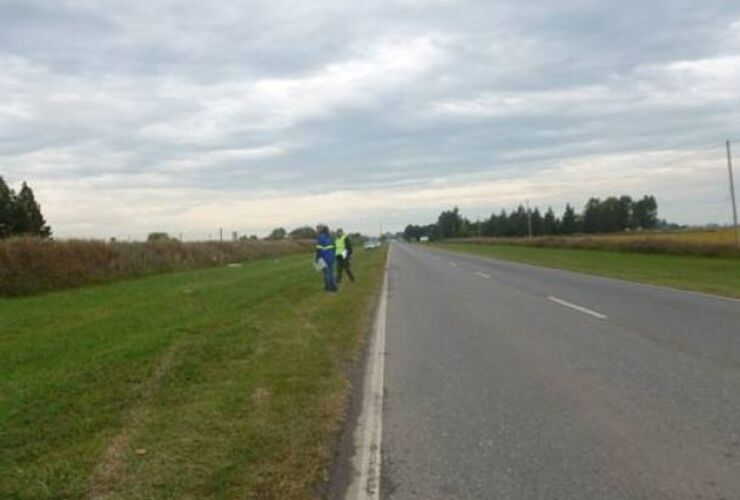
[315,224,337,292]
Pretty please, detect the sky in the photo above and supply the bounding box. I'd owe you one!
[1,0,740,239]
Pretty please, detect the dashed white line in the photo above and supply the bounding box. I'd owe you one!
[475,272,491,279]
[449,261,458,267]
[548,296,608,320]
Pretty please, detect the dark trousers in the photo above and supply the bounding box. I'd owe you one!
[336,256,355,283]
[322,263,337,291]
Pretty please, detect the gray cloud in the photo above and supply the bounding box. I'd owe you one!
[1,0,740,238]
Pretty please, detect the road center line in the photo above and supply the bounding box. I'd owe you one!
[475,272,490,279]
[449,261,458,267]
[548,296,608,320]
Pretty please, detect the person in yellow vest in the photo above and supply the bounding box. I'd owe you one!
[334,228,355,284]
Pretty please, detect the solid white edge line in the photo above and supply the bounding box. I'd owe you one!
[348,251,389,500]
[475,272,491,279]
[548,296,608,320]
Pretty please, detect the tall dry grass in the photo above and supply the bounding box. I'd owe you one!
[450,231,740,258]
[0,237,313,296]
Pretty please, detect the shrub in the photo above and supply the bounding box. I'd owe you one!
[0,237,313,296]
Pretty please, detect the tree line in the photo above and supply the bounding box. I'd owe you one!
[404,195,659,241]
[145,226,369,243]
[0,177,51,239]
[266,226,368,243]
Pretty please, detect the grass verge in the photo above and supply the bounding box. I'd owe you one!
[0,248,386,499]
[434,243,740,299]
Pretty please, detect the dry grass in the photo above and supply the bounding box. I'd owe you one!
[0,237,312,296]
[451,228,740,258]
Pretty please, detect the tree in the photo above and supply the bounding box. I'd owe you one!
[348,232,367,245]
[543,207,558,235]
[582,198,602,233]
[437,207,464,239]
[0,177,13,238]
[403,224,424,241]
[509,205,529,236]
[561,204,577,234]
[600,197,621,233]
[12,182,51,237]
[617,195,633,230]
[147,232,171,242]
[633,195,658,229]
[530,208,543,236]
[289,226,317,239]
[266,227,287,240]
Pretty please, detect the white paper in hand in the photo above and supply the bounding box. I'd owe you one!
[314,258,327,271]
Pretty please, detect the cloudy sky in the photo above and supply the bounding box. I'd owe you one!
[2,0,740,239]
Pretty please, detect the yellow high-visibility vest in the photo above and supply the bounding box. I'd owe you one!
[335,235,347,256]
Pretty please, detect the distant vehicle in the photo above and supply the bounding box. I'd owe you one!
[364,239,381,249]
[419,236,430,242]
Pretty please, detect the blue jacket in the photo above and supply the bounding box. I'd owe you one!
[315,233,335,266]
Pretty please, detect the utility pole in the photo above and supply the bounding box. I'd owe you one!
[526,200,533,239]
[477,214,481,238]
[727,140,739,246]
[219,227,223,242]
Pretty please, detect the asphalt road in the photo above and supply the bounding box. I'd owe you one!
[381,242,740,500]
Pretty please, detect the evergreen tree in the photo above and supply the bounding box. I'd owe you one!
[530,208,543,236]
[496,210,510,236]
[561,203,577,234]
[12,182,51,237]
[0,176,14,238]
[543,207,558,235]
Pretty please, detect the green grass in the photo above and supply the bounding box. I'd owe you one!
[0,249,386,499]
[434,243,740,298]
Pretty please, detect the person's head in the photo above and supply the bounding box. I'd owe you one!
[316,224,329,235]
[336,228,344,237]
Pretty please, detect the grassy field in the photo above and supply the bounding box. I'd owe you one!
[453,228,740,258]
[435,243,740,298]
[593,227,738,245]
[0,249,386,499]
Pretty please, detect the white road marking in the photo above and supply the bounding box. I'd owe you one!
[449,261,458,267]
[548,296,608,320]
[475,272,491,279]
[347,254,389,500]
